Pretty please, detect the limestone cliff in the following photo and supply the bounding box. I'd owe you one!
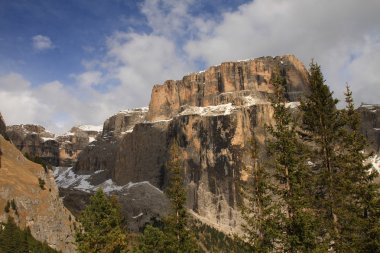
[6,124,102,167]
[0,135,76,252]
[74,108,148,176]
[57,55,307,235]
[147,55,307,121]
[56,125,102,167]
[358,104,380,152]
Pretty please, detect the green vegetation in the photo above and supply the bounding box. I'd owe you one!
[0,217,59,253]
[137,142,200,253]
[75,188,128,253]
[240,61,380,252]
[38,178,46,190]
[192,219,250,253]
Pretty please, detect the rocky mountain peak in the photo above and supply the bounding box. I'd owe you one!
[147,55,308,121]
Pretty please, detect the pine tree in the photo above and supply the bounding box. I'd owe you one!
[340,86,380,252]
[75,188,128,253]
[163,141,199,253]
[240,135,283,253]
[266,73,320,252]
[137,142,198,253]
[298,62,380,252]
[136,225,167,253]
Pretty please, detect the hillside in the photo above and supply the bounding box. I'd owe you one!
[0,134,76,253]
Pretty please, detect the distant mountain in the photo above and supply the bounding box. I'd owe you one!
[0,116,76,253]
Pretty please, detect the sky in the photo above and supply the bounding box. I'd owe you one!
[0,0,379,134]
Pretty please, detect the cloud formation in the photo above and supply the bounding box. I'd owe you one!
[32,35,53,50]
[1,0,379,134]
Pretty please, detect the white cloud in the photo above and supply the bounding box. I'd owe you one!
[2,0,380,134]
[185,0,380,104]
[73,71,103,88]
[32,35,53,50]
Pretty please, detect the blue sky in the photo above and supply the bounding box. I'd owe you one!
[0,0,379,133]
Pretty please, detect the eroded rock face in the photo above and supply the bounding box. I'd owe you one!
[6,124,59,165]
[56,125,102,167]
[73,108,148,177]
[0,113,7,138]
[6,124,102,167]
[102,108,148,138]
[56,55,309,235]
[358,104,380,152]
[147,55,308,121]
[0,135,76,253]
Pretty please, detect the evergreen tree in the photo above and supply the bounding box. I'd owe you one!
[299,61,345,250]
[340,86,380,252]
[136,225,167,253]
[240,135,283,253]
[0,217,59,253]
[137,142,199,253]
[75,188,128,253]
[163,142,199,253]
[299,62,380,252]
[266,73,320,252]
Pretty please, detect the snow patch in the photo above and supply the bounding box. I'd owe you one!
[96,179,125,193]
[41,137,55,142]
[54,167,92,193]
[78,125,103,132]
[89,137,96,143]
[116,107,149,116]
[54,167,163,194]
[180,103,235,117]
[371,155,380,173]
[148,118,173,124]
[285,102,301,108]
[237,59,252,62]
[132,213,143,219]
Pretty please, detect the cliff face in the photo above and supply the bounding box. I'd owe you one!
[358,104,380,152]
[147,55,308,121]
[74,108,148,177]
[58,55,307,234]
[6,124,102,167]
[6,124,59,165]
[0,135,76,253]
[56,125,102,167]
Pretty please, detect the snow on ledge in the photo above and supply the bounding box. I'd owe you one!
[53,167,163,194]
[180,103,235,117]
[41,137,55,142]
[285,102,301,108]
[371,155,380,173]
[78,125,103,132]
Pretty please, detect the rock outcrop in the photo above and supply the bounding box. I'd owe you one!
[74,108,148,176]
[58,55,308,234]
[358,104,380,152]
[0,135,76,253]
[56,125,102,167]
[0,113,7,138]
[147,55,308,121]
[6,124,59,165]
[6,124,102,167]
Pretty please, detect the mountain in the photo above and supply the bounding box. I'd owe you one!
[358,104,380,152]
[6,124,103,167]
[0,116,76,252]
[4,54,379,240]
[55,55,310,234]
